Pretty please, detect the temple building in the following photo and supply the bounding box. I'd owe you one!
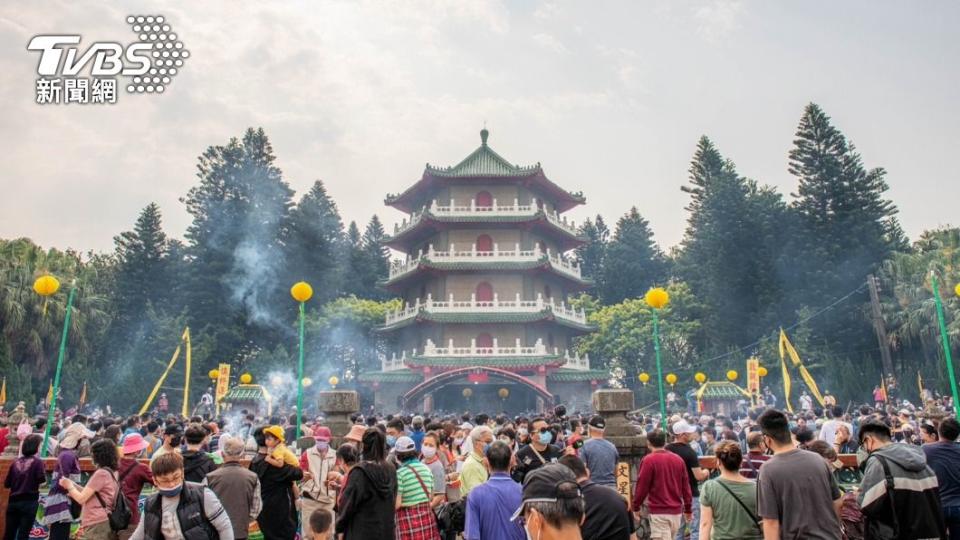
[358,129,607,413]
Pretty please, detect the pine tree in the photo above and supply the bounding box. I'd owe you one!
[181,127,294,353]
[112,203,170,323]
[789,103,901,301]
[599,207,668,304]
[787,103,903,369]
[341,221,366,297]
[359,215,390,299]
[576,215,609,285]
[677,137,790,351]
[287,180,345,302]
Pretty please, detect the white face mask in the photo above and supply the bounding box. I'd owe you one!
[421,446,437,458]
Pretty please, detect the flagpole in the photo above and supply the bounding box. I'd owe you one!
[41,284,76,458]
[930,273,960,416]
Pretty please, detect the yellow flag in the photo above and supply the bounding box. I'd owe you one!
[779,328,825,407]
[46,381,53,405]
[182,327,192,417]
[78,381,87,407]
[780,354,793,413]
[0,378,6,404]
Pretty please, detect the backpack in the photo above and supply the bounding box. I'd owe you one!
[93,466,134,531]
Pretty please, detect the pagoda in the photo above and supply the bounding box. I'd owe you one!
[359,129,607,413]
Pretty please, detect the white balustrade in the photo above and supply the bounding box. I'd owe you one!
[418,338,549,357]
[388,244,584,281]
[558,350,591,371]
[390,199,582,238]
[384,294,587,325]
[381,350,415,372]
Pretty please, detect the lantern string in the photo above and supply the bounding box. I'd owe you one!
[680,282,868,370]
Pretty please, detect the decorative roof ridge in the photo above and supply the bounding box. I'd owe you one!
[424,129,541,178]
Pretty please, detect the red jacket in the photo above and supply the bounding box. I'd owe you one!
[631,449,692,515]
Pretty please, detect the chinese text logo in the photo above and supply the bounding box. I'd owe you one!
[27,15,189,105]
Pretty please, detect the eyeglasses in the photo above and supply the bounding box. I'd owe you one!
[536,427,550,434]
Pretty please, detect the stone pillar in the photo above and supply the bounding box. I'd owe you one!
[319,390,359,448]
[592,389,648,506]
[423,393,433,414]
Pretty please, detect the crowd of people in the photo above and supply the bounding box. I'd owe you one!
[1,393,959,540]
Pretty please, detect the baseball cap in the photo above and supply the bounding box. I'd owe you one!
[395,436,416,453]
[672,420,697,435]
[588,415,606,430]
[510,463,582,521]
[264,425,285,443]
[313,426,332,442]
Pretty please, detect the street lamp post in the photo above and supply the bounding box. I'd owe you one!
[290,281,313,440]
[645,287,670,432]
[930,273,960,416]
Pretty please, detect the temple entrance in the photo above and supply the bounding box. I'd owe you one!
[433,382,539,413]
[403,366,553,414]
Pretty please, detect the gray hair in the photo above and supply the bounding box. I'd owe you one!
[469,425,493,445]
[221,435,245,457]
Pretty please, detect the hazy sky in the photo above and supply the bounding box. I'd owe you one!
[2,1,958,255]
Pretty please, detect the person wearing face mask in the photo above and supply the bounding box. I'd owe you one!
[460,425,494,497]
[420,432,448,508]
[204,436,261,540]
[299,426,337,535]
[465,441,525,540]
[130,451,234,540]
[857,420,946,539]
[513,418,564,484]
[510,463,585,540]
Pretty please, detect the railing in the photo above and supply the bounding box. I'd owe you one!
[429,198,538,217]
[382,350,413,371]
[544,208,580,235]
[422,338,548,357]
[559,350,591,371]
[390,198,581,237]
[387,245,584,281]
[383,293,588,325]
[382,342,589,370]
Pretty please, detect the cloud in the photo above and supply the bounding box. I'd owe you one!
[532,32,568,54]
[693,0,744,43]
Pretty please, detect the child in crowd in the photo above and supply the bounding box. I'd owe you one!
[308,508,333,540]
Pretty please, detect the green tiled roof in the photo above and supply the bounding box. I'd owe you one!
[548,369,610,382]
[383,210,588,244]
[408,354,562,368]
[699,382,750,400]
[377,310,596,332]
[221,384,270,402]
[425,130,541,178]
[357,370,423,383]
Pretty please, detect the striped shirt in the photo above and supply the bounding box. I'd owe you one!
[397,459,434,507]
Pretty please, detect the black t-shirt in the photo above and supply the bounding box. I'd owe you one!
[512,443,563,483]
[666,442,701,497]
[580,481,633,540]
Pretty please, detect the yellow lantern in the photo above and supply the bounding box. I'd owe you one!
[638,372,650,384]
[757,366,768,378]
[302,377,313,387]
[498,388,509,399]
[33,275,60,297]
[208,369,220,380]
[462,388,473,398]
[694,372,706,384]
[666,373,677,386]
[327,376,338,388]
[644,287,670,310]
[955,283,960,297]
[290,281,313,303]
[239,373,253,384]
[727,370,738,382]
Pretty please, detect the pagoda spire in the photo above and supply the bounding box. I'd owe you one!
[480,126,489,146]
